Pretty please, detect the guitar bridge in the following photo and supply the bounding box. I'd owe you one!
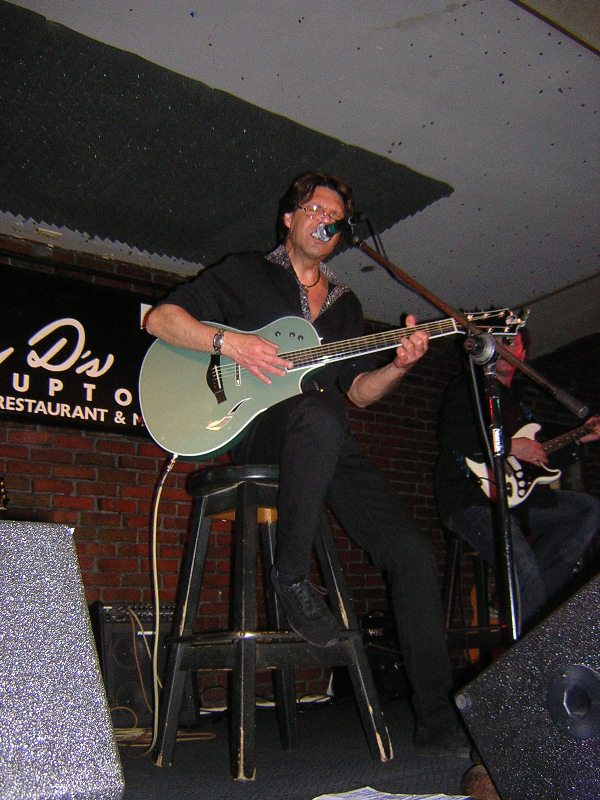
[207,357,226,403]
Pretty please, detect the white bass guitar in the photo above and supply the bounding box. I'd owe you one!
[465,421,595,507]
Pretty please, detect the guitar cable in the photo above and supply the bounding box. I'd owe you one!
[145,452,178,754]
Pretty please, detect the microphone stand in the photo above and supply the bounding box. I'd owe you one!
[351,235,590,642]
[463,333,520,641]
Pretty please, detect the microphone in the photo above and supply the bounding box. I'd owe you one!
[314,216,357,242]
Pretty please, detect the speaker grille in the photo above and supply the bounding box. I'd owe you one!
[0,522,124,798]
[90,601,198,729]
[456,576,600,800]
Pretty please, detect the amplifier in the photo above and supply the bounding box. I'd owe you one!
[97,600,178,624]
[90,601,199,729]
[362,610,408,699]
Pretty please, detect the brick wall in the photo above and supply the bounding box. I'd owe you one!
[2,239,598,699]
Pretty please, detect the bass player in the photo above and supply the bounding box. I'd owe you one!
[435,328,600,631]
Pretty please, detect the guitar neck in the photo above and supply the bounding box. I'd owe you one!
[542,423,594,456]
[284,318,461,370]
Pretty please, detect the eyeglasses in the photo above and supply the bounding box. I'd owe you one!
[297,204,344,223]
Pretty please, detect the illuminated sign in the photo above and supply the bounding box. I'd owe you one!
[0,266,155,435]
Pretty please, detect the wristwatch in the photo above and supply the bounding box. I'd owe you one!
[212,328,225,355]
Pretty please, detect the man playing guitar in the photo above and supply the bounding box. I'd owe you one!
[145,171,471,756]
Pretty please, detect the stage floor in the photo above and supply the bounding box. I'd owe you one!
[118,695,472,800]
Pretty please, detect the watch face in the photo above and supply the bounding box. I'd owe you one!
[213,329,224,354]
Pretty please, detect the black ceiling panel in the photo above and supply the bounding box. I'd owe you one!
[0,1,453,266]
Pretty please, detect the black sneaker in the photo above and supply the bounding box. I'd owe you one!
[414,723,473,759]
[271,567,339,648]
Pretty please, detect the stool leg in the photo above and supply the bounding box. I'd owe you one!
[442,535,460,632]
[153,644,187,767]
[473,552,494,667]
[344,637,394,762]
[154,500,213,766]
[315,514,393,763]
[229,480,259,780]
[260,520,298,750]
[231,637,257,780]
[314,512,356,628]
[474,554,490,628]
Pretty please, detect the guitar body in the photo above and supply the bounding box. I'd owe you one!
[139,317,322,457]
[465,423,562,508]
[138,308,524,458]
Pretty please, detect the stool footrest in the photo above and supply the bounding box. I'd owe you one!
[177,635,367,673]
[187,628,358,645]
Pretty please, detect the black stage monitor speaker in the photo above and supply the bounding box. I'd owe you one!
[0,521,124,800]
[455,574,600,800]
[91,601,199,729]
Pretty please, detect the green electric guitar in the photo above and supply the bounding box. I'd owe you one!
[139,309,524,458]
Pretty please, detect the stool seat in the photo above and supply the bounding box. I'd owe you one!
[153,464,392,780]
[190,465,279,525]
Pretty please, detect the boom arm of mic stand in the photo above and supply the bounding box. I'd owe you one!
[352,237,590,417]
[502,360,589,418]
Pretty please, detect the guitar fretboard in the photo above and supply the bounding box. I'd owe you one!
[214,309,520,382]
[543,423,594,455]
[281,319,461,369]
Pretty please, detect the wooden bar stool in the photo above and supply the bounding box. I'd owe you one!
[153,464,393,780]
[442,529,505,669]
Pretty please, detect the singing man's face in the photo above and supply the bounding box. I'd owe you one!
[283,186,345,260]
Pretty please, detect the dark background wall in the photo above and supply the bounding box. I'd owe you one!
[1,238,598,697]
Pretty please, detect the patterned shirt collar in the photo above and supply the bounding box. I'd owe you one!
[266,244,350,321]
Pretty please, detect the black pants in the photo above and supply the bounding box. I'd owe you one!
[233,390,455,728]
[446,490,600,631]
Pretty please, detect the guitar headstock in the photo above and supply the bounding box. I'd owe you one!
[464,308,529,337]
